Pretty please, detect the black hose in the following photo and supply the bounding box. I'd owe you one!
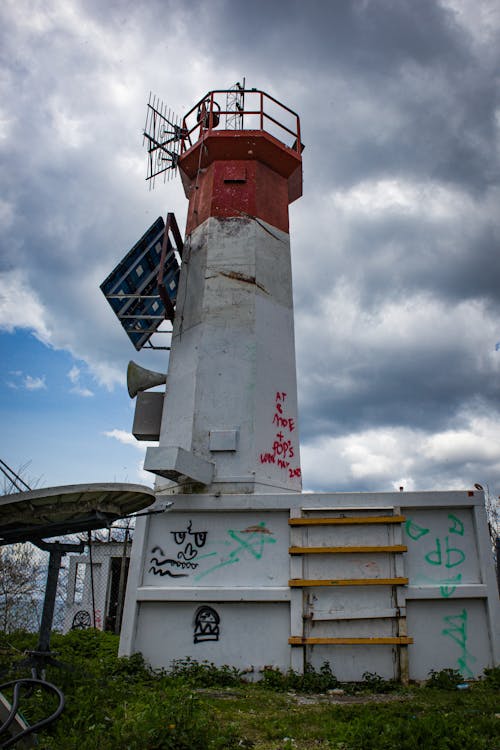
[0,678,64,749]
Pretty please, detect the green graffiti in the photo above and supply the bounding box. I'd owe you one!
[439,574,462,598]
[425,538,442,566]
[425,537,466,569]
[405,519,430,540]
[448,513,465,536]
[194,551,218,561]
[414,572,462,598]
[441,609,476,678]
[407,514,467,597]
[194,522,276,581]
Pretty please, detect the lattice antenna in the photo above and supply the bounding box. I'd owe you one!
[225,79,245,129]
[143,93,185,189]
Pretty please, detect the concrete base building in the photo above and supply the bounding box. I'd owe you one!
[120,489,499,681]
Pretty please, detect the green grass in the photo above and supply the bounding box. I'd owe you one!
[211,691,500,749]
[0,631,498,750]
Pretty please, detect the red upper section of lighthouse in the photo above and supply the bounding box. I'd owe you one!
[178,89,303,235]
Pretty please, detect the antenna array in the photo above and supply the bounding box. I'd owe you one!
[225,80,245,129]
[143,93,185,188]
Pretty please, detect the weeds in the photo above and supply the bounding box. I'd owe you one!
[0,632,498,750]
[482,664,500,689]
[169,656,242,686]
[261,661,339,693]
[426,668,464,690]
[360,671,399,694]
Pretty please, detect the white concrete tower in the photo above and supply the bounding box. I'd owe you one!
[144,89,303,494]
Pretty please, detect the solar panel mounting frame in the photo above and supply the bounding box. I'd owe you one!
[100,215,183,351]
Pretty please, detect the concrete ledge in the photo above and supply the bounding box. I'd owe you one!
[144,446,214,485]
[406,585,487,599]
[136,586,291,602]
[153,490,482,511]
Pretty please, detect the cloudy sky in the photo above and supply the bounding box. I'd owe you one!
[0,0,499,500]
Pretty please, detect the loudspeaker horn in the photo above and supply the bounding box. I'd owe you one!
[127,360,167,399]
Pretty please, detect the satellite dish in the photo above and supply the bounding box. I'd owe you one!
[0,482,159,689]
[0,483,156,545]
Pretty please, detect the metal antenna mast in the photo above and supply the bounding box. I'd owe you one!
[225,79,245,129]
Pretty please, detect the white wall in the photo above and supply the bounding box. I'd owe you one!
[120,490,499,681]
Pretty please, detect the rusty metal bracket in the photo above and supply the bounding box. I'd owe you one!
[157,212,183,324]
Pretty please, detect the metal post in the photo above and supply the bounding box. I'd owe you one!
[23,539,83,677]
[37,549,63,654]
[87,531,97,628]
[114,526,129,635]
[496,537,500,595]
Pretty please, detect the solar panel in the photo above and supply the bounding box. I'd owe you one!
[100,216,181,350]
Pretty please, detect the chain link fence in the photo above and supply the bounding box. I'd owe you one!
[0,522,134,637]
[63,525,132,634]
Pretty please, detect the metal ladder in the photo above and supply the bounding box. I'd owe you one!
[288,506,412,682]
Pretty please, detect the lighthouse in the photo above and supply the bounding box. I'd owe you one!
[144,89,303,494]
[118,87,499,682]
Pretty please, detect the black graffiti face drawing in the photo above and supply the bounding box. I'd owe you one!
[194,605,220,643]
[149,520,208,577]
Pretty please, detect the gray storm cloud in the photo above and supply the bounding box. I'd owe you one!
[0,0,499,494]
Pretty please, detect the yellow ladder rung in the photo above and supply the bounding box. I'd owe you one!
[289,636,413,646]
[289,545,407,555]
[289,515,406,526]
[289,577,408,587]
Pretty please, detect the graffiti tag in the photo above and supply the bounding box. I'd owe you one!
[194,606,220,644]
[405,514,467,597]
[441,608,476,678]
[149,519,208,577]
[194,521,276,581]
[260,391,301,480]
